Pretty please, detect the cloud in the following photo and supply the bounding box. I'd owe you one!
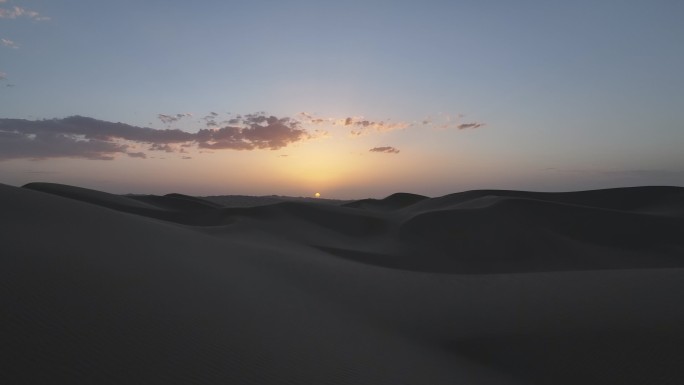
[127,151,147,159]
[416,113,486,131]
[0,128,127,160]
[297,112,484,136]
[50,116,196,143]
[200,111,226,128]
[0,71,6,80]
[1,38,18,49]
[149,143,176,152]
[347,118,410,136]
[369,146,400,154]
[196,113,308,151]
[0,5,49,20]
[456,122,485,129]
[158,113,192,125]
[0,114,312,161]
[0,111,483,161]
[298,113,410,137]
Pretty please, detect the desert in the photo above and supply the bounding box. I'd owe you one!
[2,182,683,384]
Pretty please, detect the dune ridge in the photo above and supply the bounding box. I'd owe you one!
[2,182,684,384]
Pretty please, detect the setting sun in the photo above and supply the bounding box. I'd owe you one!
[314,192,321,198]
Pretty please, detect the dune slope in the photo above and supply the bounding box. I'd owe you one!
[2,183,684,384]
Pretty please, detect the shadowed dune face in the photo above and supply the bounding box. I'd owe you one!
[342,192,428,211]
[398,195,684,273]
[3,182,684,384]
[133,193,226,210]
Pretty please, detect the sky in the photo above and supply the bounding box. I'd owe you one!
[1,0,683,198]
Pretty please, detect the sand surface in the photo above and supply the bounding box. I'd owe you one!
[2,182,684,384]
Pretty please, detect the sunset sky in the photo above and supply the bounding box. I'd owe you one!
[1,0,683,198]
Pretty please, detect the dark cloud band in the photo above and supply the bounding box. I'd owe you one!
[0,114,310,161]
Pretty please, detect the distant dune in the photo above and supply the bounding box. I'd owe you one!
[2,182,684,384]
[201,193,354,208]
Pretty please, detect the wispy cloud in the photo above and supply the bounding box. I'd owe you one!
[420,113,487,131]
[456,122,485,129]
[298,112,410,137]
[157,113,192,125]
[0,4,49,20]
[369,146,400,154]
[1,38,18,49]
[0,71,6,80]
[0,114,313,161]
[297,112,485,136]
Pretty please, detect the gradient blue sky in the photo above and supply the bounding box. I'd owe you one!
[1,0,683,198]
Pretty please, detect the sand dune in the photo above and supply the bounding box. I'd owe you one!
[2,183,684,384]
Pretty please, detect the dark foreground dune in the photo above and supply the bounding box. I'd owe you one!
[2,182,684,384]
